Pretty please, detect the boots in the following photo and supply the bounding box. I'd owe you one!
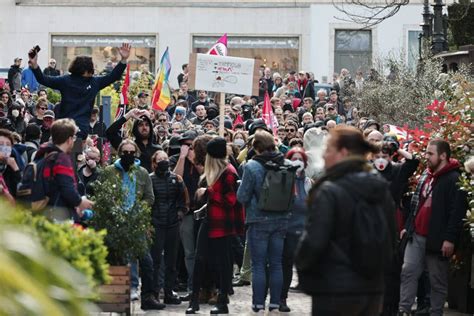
[164,291,181,305]
[279,299,291,312]
[185,292,200,314]
[141,293,166,310]
[210,294,229,314]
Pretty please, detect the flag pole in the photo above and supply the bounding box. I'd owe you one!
[219,93,225,137]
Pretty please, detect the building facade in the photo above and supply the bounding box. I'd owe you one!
[0,0,425,87]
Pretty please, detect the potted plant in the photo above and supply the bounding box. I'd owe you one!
[89,173,154,314]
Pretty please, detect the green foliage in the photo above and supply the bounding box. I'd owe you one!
[46,88,61,104]
[129,70,154,104]
[12,212,111,289]
[0,202,97,316]
[90,169,154,265]
[355,52,473,128]
[448,2,474,48]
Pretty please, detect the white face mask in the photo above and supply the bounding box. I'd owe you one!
[0,144,12,158]
[374,158,389,171]
[233,138,245,148]
[12,109,20,118]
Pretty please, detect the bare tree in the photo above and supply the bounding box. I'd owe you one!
[332,0,410,28]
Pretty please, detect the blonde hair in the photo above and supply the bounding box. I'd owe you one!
[203,155,228,186]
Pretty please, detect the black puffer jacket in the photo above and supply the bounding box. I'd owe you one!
[150,170,189,227]
[295,158,396,296]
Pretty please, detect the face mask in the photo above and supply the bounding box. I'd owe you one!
[293,160,305,173]
[156,160,170,173]
[12,109,20,118]
[234,139,245,148]
[374,158,389,171]
[0,144,12,158]
[120,153,135,169]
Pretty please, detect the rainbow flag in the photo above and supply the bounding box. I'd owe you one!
[151,47,171,111]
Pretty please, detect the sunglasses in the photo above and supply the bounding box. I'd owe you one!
[158,119,167,122]
[122,150,136,155]
[39,107,47,110]
[175,113,183,116]
[285,129,296,132]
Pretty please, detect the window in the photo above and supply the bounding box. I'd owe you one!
[334,30,372,76]
[408,30,422,71]
[193,36,299,75]
[51,35,157,74]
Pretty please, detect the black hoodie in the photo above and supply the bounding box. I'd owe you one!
[106,115,162,172]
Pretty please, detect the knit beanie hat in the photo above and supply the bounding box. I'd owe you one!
[206,137,227,159]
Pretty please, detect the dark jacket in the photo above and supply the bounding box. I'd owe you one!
[35,143,83,218]
[106,115,161,172]
[406,160,467,253]
[32,62,126,139]
[295,158,396,296]
[43,67,60,77]
[89,121,107,137]
[8,65,22,92]
[150,170,189,227]
[378,157,420,206]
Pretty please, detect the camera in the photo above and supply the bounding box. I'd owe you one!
[28,45,41,59]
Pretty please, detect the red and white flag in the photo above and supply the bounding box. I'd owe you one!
[262,91,278,135]
[207,34,228,56]
[115,64,130,121]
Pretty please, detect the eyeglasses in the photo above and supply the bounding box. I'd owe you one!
[175,113,183,116]
[39,107,47,110]
[122,150,136,155]
[158,119,167,122]
[285,129,296,132]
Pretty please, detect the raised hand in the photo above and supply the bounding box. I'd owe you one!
[28,49,39,69]
[119,43,132,61]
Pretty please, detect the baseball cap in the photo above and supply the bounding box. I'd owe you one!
[138,91,149,98]
[44,110,55,119]
[14,57,22,62]
[179,130,198,144]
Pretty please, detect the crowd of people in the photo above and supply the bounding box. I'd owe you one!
[0,44,471,316]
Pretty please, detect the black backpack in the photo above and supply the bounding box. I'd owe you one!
[340,183,392,279]
[17,152,59,211]
[257,161,297,213]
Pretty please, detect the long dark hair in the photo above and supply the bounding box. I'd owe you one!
[68,56,94,76]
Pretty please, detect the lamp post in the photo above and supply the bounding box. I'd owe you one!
[432,0,447,54]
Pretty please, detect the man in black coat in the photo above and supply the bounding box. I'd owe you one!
[106,108,161,173]
[8,57,22,92]
[295,125,396,315]
[398,139,467,316]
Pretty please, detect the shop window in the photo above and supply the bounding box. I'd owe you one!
[334,30,372,76]
[408,30,422,71]
[192,36,299,75]
[51,35,157,74]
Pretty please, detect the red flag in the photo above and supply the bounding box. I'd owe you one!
[120,64,130,105]
[232,114,244,130]
[207,34,228,56]
[115,64,130,121]
[262,92,278,135]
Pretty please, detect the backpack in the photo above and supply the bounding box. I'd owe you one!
[257,161,297,212]
[340,183,392,279]
[17,152,59,211]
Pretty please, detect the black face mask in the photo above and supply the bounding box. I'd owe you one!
[156,160,170,173]
[120,153,135,170]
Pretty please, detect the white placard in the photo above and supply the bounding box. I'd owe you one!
[193,53,256,95]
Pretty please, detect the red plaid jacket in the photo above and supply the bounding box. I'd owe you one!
[207,164,245,239]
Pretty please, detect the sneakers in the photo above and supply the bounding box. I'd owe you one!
[130,287,139,301]
[397,311,410,316]
[141,293,166,310]
[164,292,182,305]
[232,278,251,287]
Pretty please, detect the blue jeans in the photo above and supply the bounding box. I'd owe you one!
[131,260,139,289]
[248,219,288,310]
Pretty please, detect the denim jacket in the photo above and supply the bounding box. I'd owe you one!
[237,154,290,224]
